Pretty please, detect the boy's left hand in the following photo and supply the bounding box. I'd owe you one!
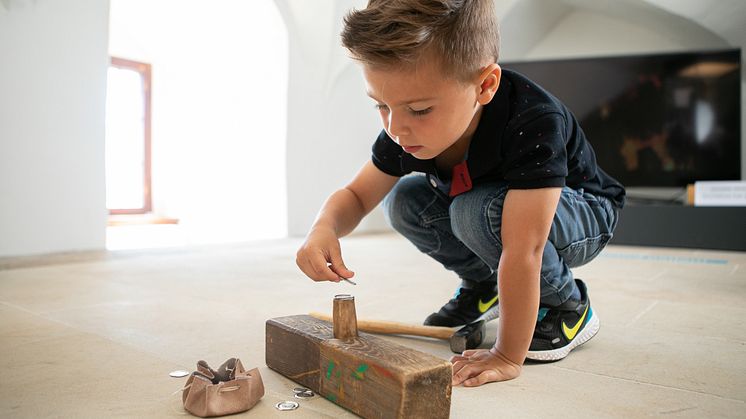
[450,347,522,387]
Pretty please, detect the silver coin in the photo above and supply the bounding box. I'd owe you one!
[275,401,299,411]
[169,370,190,378]
[294,390,314,398]
[293,387,311,394]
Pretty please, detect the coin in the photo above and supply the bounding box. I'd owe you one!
[294,390,314,398]
[275,401,299,411]
[169,370,190,378]
[293,387,311,394]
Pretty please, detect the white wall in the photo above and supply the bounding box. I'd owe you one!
[0,0,110,257]
[276,0,386,237]
[109,0,288,245]
[281,0,745,237]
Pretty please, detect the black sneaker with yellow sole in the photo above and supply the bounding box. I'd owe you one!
[526,279,599,361]
[423,280,499,327]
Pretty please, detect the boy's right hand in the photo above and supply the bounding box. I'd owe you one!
[296,227,355,282]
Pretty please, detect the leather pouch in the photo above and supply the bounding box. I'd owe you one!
[181,358,264,417]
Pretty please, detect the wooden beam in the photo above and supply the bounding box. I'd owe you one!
[266,314,452,418]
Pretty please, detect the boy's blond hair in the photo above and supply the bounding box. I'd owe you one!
[341,0,500,82]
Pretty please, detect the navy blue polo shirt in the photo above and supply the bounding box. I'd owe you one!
[370,69,626,208]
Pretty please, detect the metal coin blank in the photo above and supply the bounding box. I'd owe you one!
[275,401,299,411]
[294,390,314,398]
[293,387,311,394]
[169,370,190,378]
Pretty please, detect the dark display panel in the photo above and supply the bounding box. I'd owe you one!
[504,49,741,187]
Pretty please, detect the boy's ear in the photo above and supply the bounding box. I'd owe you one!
[476,63,501,105]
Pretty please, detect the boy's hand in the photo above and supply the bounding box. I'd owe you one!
[296,226,355,282]
[450,347,522,387]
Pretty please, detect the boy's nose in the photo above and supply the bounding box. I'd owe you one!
[387,113,409,137]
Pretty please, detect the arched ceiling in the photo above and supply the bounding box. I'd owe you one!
[498,0,744,60]
[641,0,746,47]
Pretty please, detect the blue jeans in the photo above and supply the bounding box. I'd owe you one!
[382,175,619,306]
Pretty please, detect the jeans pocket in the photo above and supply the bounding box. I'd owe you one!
[559,233,613,268]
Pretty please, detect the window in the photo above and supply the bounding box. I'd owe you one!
[105,57,152,214]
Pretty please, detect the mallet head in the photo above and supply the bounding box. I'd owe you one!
[449,320,485,353]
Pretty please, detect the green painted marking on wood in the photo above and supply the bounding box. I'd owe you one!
[352,363,369,380]
[326,393,337,402]
[326,361,335,379]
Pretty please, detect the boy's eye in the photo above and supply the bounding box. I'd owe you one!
[409,107,432,116]
[374,103,431,116]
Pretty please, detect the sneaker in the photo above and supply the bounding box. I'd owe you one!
[526,279,599,361]
[423,281,499,327]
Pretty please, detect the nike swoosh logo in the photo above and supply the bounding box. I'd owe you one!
[562,305,589,341]
[478,295,499,313]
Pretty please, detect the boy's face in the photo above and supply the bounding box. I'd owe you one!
[362,59,485,161]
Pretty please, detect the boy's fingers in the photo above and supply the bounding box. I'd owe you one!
[450,359,471,377]
[451,364,476,386]
[328,253,354,279]
[463,370,500,387]
[449,355,468,364]
[298,257,324,281]
[306,253,340,282]
[450,349,486,365]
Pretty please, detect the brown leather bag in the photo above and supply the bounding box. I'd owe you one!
[181,358,264,417]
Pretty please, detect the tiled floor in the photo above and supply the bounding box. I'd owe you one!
[1,233,744,418]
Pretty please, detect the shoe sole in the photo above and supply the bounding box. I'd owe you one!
[477,305,500,323]
[424,304,500,328]
[525,310,600,362]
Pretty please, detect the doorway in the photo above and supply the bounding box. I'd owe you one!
[106,0,288,250]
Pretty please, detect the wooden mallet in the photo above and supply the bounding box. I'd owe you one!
[309,312,486,354]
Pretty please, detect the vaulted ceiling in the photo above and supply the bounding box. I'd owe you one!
[497,0,744,73]
[641,0,746,47]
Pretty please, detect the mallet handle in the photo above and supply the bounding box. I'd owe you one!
[309,312,454,340]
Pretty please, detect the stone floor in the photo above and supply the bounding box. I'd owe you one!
[1,233,744,418]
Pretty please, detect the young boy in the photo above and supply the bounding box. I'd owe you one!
[296,0,625,387]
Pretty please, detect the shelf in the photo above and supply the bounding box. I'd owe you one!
[611,205,746,251]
